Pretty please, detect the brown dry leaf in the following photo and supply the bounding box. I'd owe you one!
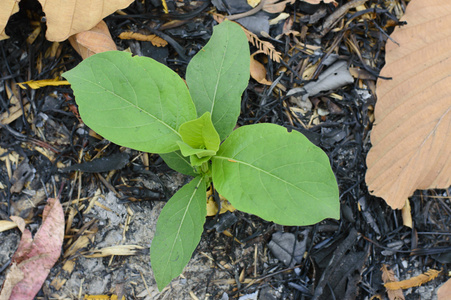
[385,269,441,291]
[250,53,272,85]
[301,0,337,4]
[438,278,451,300]
[69,20,117,59]
[118,32,168,47]
[0,198,65,300]
[263,0,295,14]
[38,0,134,41]
[366,0,451,209]
[0,0,19,40]
[381,264,405,300]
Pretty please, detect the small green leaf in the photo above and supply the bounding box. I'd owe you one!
[178,112,220,152]
[186,21,250,140]
[160,151,197,176]
[211,123,339,226]
[177,141,216,158]
[63,51,196,154]
[190,155,211,167]
[150,176,207,290]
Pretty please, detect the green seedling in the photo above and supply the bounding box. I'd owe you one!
[63,21,340,290]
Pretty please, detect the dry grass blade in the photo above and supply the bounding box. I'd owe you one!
[366,0,451,209]
[83,245,145,258]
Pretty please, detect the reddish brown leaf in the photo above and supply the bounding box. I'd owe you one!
[366,0,451,209]
[0,198,65,300]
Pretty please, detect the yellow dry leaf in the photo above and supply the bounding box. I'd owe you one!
[401,199,412,228]
[17,79,70,89]
[84,295,125,300]
[37,0,134,41]
[381,264,405,300]
[366,0,451,209]
[247,0,261,7]
[0,220,18,232]
[69,20,117,59]
[206,186,236,217]
[118,32,168,47]
[0,0,19,40]
[385,269,441,290]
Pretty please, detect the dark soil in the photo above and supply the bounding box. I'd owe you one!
[1,0,450,299]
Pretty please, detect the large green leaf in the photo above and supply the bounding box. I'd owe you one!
[160,151,197,176]
[63,51,196,154]
[211,123,339,226]
[150,176,207,290]
[186,21,250,140]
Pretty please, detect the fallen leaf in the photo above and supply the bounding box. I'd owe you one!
[401,199,412,228]
[301,0,337,4]
[38,0,134,41]
[206,185,236,216]
[384,269,441,290]
[118,32,168,47]
[366,0,451,209]
[263,0,295,14]
[438,278,451,300]
[0,198,65,300]
[0,0,19,40]
[381,264,405,300]
[69,20,117,59]
[250,54,272,85]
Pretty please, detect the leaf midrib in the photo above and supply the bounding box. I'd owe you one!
[213,155,322,201]
[73,74,181,138]
[164,177,204,275]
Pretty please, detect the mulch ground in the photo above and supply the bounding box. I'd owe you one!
[1,0,450,299]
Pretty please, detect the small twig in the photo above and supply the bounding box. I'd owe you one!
[227,0,267,20]
[319,0,368,37]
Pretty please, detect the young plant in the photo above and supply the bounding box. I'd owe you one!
[63,21,340,290]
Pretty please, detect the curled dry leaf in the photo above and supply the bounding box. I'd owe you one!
[69,20,117,59]
[0,198,65,300]
[366,0,451,209]
[250,54,272,85]
[38,0,134,41]
[384,269,441,290]
[118,32,168,47]
[381,264,405,300]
